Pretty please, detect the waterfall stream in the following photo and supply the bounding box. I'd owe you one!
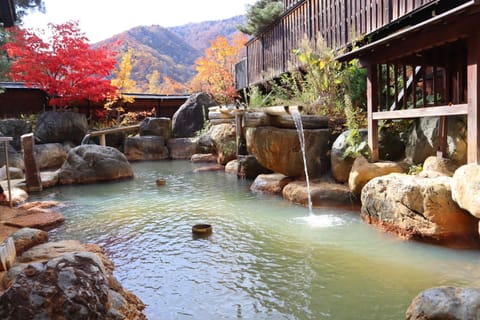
[290,109,313,214]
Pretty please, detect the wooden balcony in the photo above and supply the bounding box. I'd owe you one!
[238,0,473,89]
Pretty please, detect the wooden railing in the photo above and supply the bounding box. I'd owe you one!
[81,124,141,146]
[240,0,452,88]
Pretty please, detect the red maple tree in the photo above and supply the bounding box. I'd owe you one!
[3,21,118,108]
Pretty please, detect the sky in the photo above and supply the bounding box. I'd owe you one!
[22,0,257,43]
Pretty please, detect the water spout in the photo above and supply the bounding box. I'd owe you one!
[290,109,313,214]
[263,105,303,116]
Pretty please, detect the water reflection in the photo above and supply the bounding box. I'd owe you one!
[35,161,480,320]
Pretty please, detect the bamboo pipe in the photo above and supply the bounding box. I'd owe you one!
[262,105,303,116]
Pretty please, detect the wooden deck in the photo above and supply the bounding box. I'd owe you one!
[237,0,480,164]
[238,0,474,88]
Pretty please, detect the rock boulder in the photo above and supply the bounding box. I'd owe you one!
[167,138,199,160]
[405,116,467,165]
[172,93,217,138]
[35,143,69,170]
[139,117,172,138]
[361,173,480,247]
[0,119,32,151]
[58,145,133,185]
[283,180,358,209]
[209,123,237,165]
[348,155,406,196]
[0,250,146,319]
[451,163,480,218]
[124,136,169,161]
[250,173,294,194]
[35,111,88,145]
[406,287,480,320]
[247,126,333,179]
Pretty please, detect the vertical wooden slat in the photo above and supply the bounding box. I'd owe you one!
[433,65,438,105]
[386,64,391,109]
[403,65,407,109]
[467,31,480,163]
[413,65,418,108]
[394,64,399,109]
[368,64,380,161]
[422,66,427,107]
[378,64,384,109]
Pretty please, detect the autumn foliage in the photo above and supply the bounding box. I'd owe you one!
[3,21,118,108]
[189,33,247,104]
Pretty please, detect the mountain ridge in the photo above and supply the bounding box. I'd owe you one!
[95,15,247,92]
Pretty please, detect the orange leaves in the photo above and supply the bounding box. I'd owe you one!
[188,33,247,105]
[2,21,118,108]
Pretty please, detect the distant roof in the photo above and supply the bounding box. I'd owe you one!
[0,82,191,100]
[0,0,15,27]
[122,93,190,100]
[0,82,42,90]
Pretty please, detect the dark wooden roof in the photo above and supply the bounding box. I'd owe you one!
[0,0,16,27]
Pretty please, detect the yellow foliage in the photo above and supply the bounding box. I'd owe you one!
[188,33,247,104]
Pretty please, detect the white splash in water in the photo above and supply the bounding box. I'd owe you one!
[290,109,313,213]
[293,214,345,228]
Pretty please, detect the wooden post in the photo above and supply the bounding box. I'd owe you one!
[235,109,247,156]
[99,134,106,147]
[467,31,480,163]
[367,63,379,161]
[21,133,42,192]
[0,137,13,207]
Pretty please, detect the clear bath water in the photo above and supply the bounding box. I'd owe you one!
[37,161,480,320]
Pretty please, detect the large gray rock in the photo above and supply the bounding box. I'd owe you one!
[35,143,69,170]
[0,250,146,319]
[139,117,171,138]
[0,119,32,151]
[172,93,217,138]
[451,163,480,218]
[247,126,333,179]
[330,129,368,183]
[35,111,88,145]
[124,136,169,161]
[0,165,24,180]
[406,287,480,320]
[225,155,272,180]
[361,173,480,247]
[331,128,406,183]
[167,138,199,160]
[0,144,24,169]
[11,227,48,256]
[58,145,133,185]
[405,116,467,165]
[208,123,237,165]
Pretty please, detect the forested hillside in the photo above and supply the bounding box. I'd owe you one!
[96,15,247,93]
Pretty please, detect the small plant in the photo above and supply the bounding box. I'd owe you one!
[342,95,369,159]
[244,85,273,108]
[195,119,212,137]
[20,113,38,131]
[408,164,423,175]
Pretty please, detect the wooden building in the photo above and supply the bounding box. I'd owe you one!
[0,0,15,27]
[0,82,189,120]
[238,0,480,164]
